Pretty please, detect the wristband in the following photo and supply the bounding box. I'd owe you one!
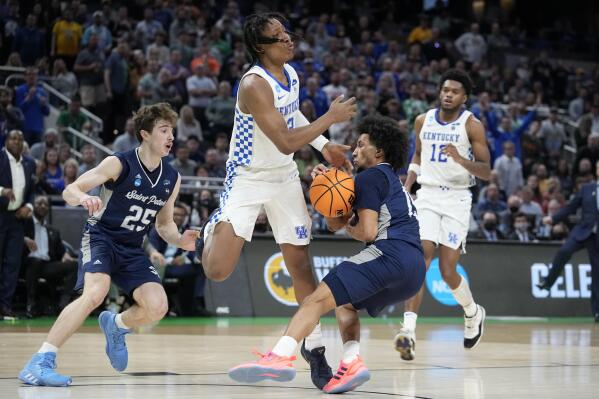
[408,163,421,176]
[310,135,329,152]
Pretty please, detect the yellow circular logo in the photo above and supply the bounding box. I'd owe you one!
[264,252,297,306]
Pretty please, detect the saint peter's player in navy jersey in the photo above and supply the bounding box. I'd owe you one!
[19,103,199,386]
[228,115,425,394]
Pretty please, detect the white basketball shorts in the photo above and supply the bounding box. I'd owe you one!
[204,162,311,245]
[414,185,472,250]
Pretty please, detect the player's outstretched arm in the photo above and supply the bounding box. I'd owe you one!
[155,175,199,251]
[239,75,356,155]
[297,111,353,170]
[345,208,379,243]
[63,155,122,215]
[404,114,425,193]
[442,115,491,181]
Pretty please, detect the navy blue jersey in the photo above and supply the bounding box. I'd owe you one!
[353,163,420,247]
[86,148,179,247]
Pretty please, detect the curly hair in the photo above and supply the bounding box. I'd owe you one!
[439,68,474,96]
[132,102,178,142]
[357,115,409,171]
[243,12,288,66]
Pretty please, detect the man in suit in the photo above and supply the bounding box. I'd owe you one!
[23,195,78,317]
[471,211,505,241]
[508,212,536,242]
[0,130,36,317]
[538,160,599,321]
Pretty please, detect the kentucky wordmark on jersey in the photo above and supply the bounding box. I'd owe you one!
[418,108,475,189]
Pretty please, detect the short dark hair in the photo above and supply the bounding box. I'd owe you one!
[215,132,228,140]
[131,102,177,142]
[357,115,409,171]
[439,69,473,96]
[514,212,528,220]
[173,201,187,213]
[243,12,288,65]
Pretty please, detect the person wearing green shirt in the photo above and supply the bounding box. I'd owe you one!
[56,95,88,150]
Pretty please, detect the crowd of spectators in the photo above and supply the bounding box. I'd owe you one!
[1,0,599,316]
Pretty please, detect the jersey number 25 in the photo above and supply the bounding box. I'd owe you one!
[121,205,157,232]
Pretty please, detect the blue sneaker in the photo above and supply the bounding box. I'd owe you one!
[18,352,72,386]
[98,311,130,372]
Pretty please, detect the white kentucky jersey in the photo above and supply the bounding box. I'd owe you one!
[417,108,476,189]
[228,63,303,170]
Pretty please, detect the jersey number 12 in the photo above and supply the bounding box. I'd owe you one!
[430,143,448,163]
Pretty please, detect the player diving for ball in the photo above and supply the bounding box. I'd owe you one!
[228,115,426,394]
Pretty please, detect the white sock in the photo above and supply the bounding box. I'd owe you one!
[304,322,323,350]
[272,336,298,357]
[451,277,477,317]
[342,340,360,363]
[115,313,131,330]
[38,342,58,353]
[403,312,418,331]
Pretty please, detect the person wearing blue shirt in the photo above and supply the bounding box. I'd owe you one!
[228,115,425,394]
[299,77,329,118]
[485,107,536,162]
[12,14,46,66]
[15,67,50,145]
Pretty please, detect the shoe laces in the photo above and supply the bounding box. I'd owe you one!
[251,349,296,363]
[110,328,128,348]
[308,349,330,375]
[39,354,57,372]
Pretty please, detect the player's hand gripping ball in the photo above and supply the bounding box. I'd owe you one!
[309,168,355,217]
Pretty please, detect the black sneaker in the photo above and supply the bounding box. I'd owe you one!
[194,211,218,262]
[300,340,333,390]
[464,304,486,349]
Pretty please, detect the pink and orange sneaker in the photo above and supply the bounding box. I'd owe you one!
[323,356,371,394]
[228,350,297,384]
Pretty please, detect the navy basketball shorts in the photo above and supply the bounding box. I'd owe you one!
[74,229,161,296]
[322,239,426,317]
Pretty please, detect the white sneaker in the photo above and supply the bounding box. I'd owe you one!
[464,304,485,349]
[394,327,416,361]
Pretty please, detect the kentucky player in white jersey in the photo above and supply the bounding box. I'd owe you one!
[394,69,491,361]
[194,13,356,389]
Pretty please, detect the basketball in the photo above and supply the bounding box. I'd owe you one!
[309,168,355,217]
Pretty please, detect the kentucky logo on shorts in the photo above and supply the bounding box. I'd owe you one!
[295,225,309,239]
[448,232,459,245]
[263,252,297,306]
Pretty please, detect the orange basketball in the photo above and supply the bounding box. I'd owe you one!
[309,168,355,217]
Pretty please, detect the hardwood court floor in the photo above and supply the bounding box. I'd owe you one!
[1,317,598,398]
